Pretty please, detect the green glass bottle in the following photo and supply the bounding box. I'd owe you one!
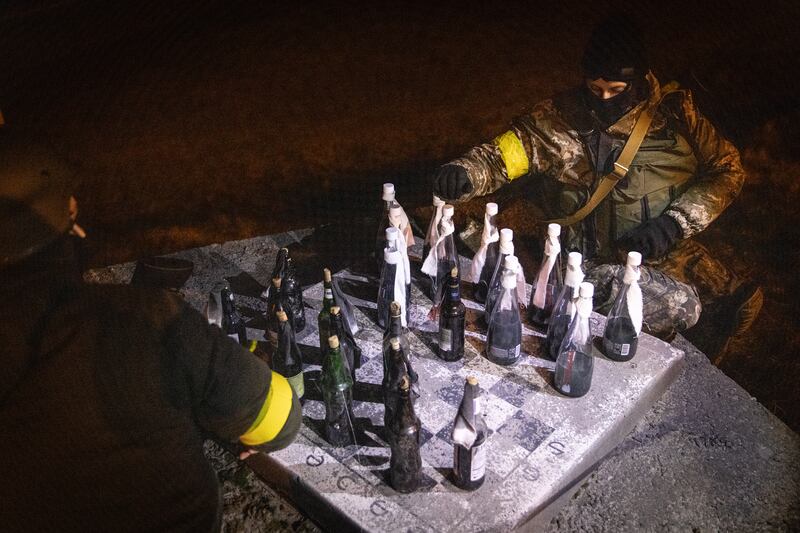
[321,335,355,447]
[317,268,337,354]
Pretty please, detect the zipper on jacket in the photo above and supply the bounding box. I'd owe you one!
[640,195,651,222]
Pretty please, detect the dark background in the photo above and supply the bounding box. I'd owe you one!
[2,0,799,429]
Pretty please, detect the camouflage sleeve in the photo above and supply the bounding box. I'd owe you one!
[447,99,562,202]
[663,90,746,238]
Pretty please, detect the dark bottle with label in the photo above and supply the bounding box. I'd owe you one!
[529,223,564,329]
[452,376,487,490]
[486,270,523,366]
[383,336,412,441]
[264,277,283,353]
[321,335,356,447]
[438,267,466,362]
[471,202,499,304]
[383,302,418,386]
[602,251,642,362]
[331,305,361,381]
[318,268,336,354]
[544,252,584,361]
[554,282,595,397]
[484,228,515,317]
[388,375,422,493]
[273,309,305,398]
[272,248,306,333]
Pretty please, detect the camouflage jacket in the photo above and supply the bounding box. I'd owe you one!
[449,72,745,261]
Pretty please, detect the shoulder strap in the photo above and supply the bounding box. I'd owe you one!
[547,83,680,227]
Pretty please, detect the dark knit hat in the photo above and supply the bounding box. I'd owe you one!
[581,13,648,81]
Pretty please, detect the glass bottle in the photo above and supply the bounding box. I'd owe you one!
[486,270,523,366]
[264,276,283,353]
[554,282,595,398]
[273,309,305,398]
[331,305,361,381]
[317,268,336,355]
[470,202,499,304]
[378,227,410,329]
[484,228,515,317]
[602,251,643,362]
[544,252,584,361]
[383,336,411,439]
[451,376,487,490]
[282,250,307,333]
[529,223,564,329]
[438,266,466,362]
[421,204,458,308]
[388,375,422,493]
[376,182,398,269]
[423,195,446,264]
[321,335,356,447]
[383,301,417,384]
[206,280,247,345]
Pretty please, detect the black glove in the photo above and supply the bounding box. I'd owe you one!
[616,214,682,261]
[432,164,472,201]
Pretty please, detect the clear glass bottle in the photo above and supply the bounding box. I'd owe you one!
[470,202,500,304]
[484,228,515,317]
[273,309,305,398]
[388,375,422,493]
[544,252,584,361]
[602,251,643,362]
[421,204,459,308]
[317,268,336,355]
[486,270,523,366]
[331,305,361,381]
[321,335,356,447]
[554,282,595,398]
[438,267,466,362]
[529,223,564,329]
[423,195,446,264]
[452,376,487,490]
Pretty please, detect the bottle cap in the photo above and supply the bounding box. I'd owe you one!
[331,306,341,315]
[503,254,519,272]
[272,277,282,288]
[323,268,332,282]
[627,251,642,267]
[390,301,402,317]
[485,202,498,216]
[442,204,454,219]
[276,310,289,322]
[385,226,399,241]
[567,251,583,267]
[450,266,459,278]
[500,228,513,243]
[389,204,403,218]
[466,376,478,386]
[547,223,562,237]
[382,183,395,201]
[579,281,594,298]
[328,335,340,349]
[390,337,401,350]
[501,270,517,290]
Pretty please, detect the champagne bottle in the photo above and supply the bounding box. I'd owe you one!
[484,228,515,316]
[452,376,487,490]
[274,309,305,398]
[602,251,643,362]
[318,268,336,354]
[331,305,362,381]
[529,223,564,328]
[388,375,422,493]
[554,282,595,397]
[486,269,523,366]
[470,202,500,304]
[321,335,356,446]
[544,252,584,361]
[438,267,466,362]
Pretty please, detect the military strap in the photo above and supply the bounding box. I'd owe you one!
[547,83,680,228]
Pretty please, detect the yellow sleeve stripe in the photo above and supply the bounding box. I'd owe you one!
[240,371,294,446]
[493,130,529,180]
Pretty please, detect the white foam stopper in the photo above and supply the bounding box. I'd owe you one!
[385,226,399,241]
[503,254,520,272]
[382,183,395,200]
[548,223,562,237]
[500,228,513,243]
[389,205,403,217]
[567,251,583,267]
[442,204,455,218]
[627,251,642,267]
[485,202,498,216]
[501,270,518,289]
[579,281,594,298]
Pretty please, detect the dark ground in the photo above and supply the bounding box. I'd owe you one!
[3,1,800,430]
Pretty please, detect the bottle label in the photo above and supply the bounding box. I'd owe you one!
[471,442,486,481]
[439,328,452,351]
[603,339,630,357]
[324,288,333,299]
[489,344,520,360]
[618,343,630,356]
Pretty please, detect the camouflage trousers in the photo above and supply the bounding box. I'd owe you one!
[585,239,738,339]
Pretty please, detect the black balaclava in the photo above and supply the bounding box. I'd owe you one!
[581,13,650,126]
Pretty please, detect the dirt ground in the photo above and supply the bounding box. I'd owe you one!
[3,1,799,430]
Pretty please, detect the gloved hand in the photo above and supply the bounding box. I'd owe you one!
[432,164,472,201]
[616,214,682,261]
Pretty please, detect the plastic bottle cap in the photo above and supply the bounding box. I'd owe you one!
[466,376,478,386]
[567,251,582,267]
[503,254,519,272]
[390,337,401,350]
[389,205,403,217]
[627,251,642,266]
[323,268,332,282]
[500,228,513,243]
[501,271,517,289]
[579,282,594,298]
[390,301,402,316]
[276,310,288,322]
[547,223,562,237]
[331,306,341,315]
[382,183,395,201]
[485,202,498,216]
[328,335,340,348]
[385,226,399,241]
[272,277,282,288]
[442,204,454,218]
[451,266,459,277]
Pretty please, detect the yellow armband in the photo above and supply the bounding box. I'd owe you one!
[493,130,529,180]
[240,371,294,446]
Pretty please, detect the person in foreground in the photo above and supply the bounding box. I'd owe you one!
[431,14,762,360]
[0,126,301,532]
